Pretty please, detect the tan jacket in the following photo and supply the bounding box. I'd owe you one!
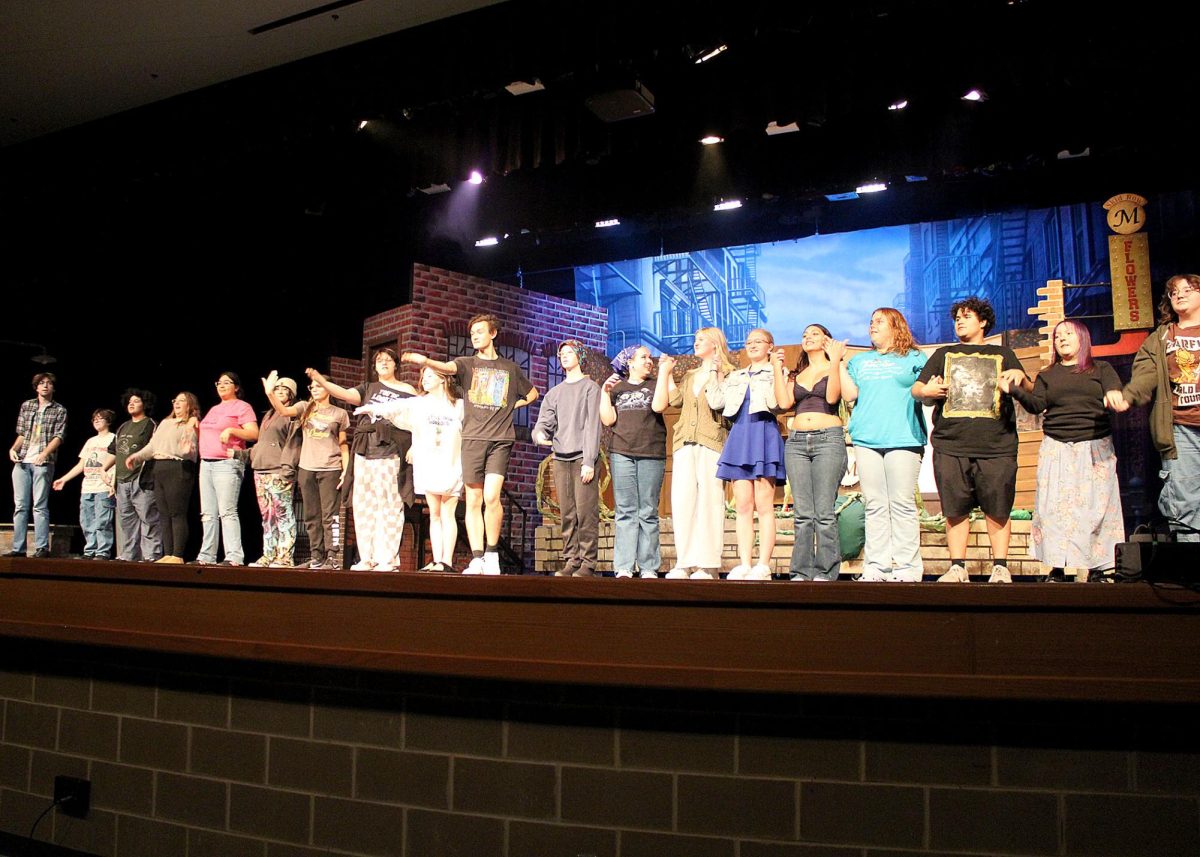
[669,369,728,454]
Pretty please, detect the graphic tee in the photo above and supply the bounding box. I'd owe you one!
[1167,323,1200,427]
[80,434,115,494]
[608,379,667,459]
[917,343,1024,457]
[299,404,350,471]
[454,355,533,441]
[115,418,156,482]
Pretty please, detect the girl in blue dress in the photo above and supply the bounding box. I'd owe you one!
[706,328,786,580]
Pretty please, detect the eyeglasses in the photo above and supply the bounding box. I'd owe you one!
[215,380,233,386]
[1168,284,1198,299]
[744,338,771,346]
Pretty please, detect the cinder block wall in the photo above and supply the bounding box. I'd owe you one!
[2,641,1197,857]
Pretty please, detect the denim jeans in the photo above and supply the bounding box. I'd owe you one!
[116,479,162,561]
[785,427,848,580]
[855,445,924,578]
[609,452,665,573]
[198,458,246,564]
[80,492,115,557]
[1160,424,1200,542]
[11,461,53,554]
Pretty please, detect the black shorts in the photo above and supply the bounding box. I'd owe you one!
[461,439,514,484]
[932,450,1017,519]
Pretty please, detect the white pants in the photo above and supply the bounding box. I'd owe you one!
[855,446,923,577]
[352,455,404,566]
[670,443,725,570]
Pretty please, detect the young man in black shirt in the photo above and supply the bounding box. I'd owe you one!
[913,297,1027,583]
[404,314,537,574]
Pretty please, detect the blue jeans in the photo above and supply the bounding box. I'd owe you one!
[785,427,848,580]
[11,461,53,554]
[198,458,246,564]
[80,492,115,557]
[610,453,665,573]
[1160,424,1200,542]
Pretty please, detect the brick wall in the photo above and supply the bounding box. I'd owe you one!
[333,264,608,570]
[2,641,1198,857]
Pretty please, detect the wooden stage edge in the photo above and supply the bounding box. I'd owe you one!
[3,557,1200,704]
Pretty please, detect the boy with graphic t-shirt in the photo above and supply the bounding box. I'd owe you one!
[403,314,538,574]
[913,297,1028,583]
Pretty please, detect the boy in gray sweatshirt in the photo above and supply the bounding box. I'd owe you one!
[533,340,602,577]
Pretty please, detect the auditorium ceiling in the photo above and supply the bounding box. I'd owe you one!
[2,0,1198,279]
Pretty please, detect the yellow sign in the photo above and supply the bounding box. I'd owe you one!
[1109,233,1152,330]
[1103,193,1148,235]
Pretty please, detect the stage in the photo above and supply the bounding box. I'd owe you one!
[4,555,1198,704]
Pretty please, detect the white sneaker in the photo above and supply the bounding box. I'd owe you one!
[937,563,970,583]
[689,569,717,580]
[638,570,659,579]
[987,564,1012,584]
[726,565,749,580]
[374,564,397,572]
[890,569,924,582]
[483,552,501,575]
[745,564,772,581]
[664,567,690,579]
[857,568,893,582]
[350,561,376,571]
[464,557,486,575]
[613,569,634,578]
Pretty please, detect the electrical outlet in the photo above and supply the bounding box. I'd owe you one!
[53,775,90,819]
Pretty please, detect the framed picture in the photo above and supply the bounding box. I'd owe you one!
[943,351,1003,418]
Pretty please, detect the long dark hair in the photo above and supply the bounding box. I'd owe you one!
[794,324,833,374]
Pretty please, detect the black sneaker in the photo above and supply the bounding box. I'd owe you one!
[308,558,325,570]
[6,550,24,557]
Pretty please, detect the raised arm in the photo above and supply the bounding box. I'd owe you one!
[262,371,304,417]
[824,340,847,404]
[772,349,794,410]
[599,378,618,427]
[651,355,678,413]
[306,367,362,406]
[401,352,458,376]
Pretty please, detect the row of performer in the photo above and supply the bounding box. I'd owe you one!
[11,277,1200,578]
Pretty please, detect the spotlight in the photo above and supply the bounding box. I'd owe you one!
[855,182,888,194]
[699,135,724,146]
[475,236,500,247]
[961,88,988,102]
[694,44,728,64]
[713,199,742,211]
[356,120,369,131]
[595,218,620,228]
[765,121,799,136]
[887,99,908,111]
[468,170,484,185]
[505,79,546,96]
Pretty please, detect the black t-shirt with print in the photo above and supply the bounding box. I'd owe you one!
[608,379,667,459]
[917,343,1024,457]
[454,355,534,442]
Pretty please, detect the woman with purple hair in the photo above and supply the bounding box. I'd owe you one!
[1002,320,1125,581]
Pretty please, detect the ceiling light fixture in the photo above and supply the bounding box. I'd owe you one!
[595,218,620,228]
[694,44,728,64]
[356,120,369,131]
[468,170,484,185]
[417,182,451,195]
[961,88,988,102]
[856,182,888,194]
[825,191,859,202]
[764,121,799,136]
[699,135,724,146]
[713,199,742,211]
[504,79,545,96]
[888,99,908,111]
[474,236,499,247]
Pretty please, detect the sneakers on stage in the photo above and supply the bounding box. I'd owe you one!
[987,564,1012,584]
[937,563,970,583]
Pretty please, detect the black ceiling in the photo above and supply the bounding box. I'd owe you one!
[3,0,1199,312]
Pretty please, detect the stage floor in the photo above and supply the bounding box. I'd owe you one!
[3,556,1200,704]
